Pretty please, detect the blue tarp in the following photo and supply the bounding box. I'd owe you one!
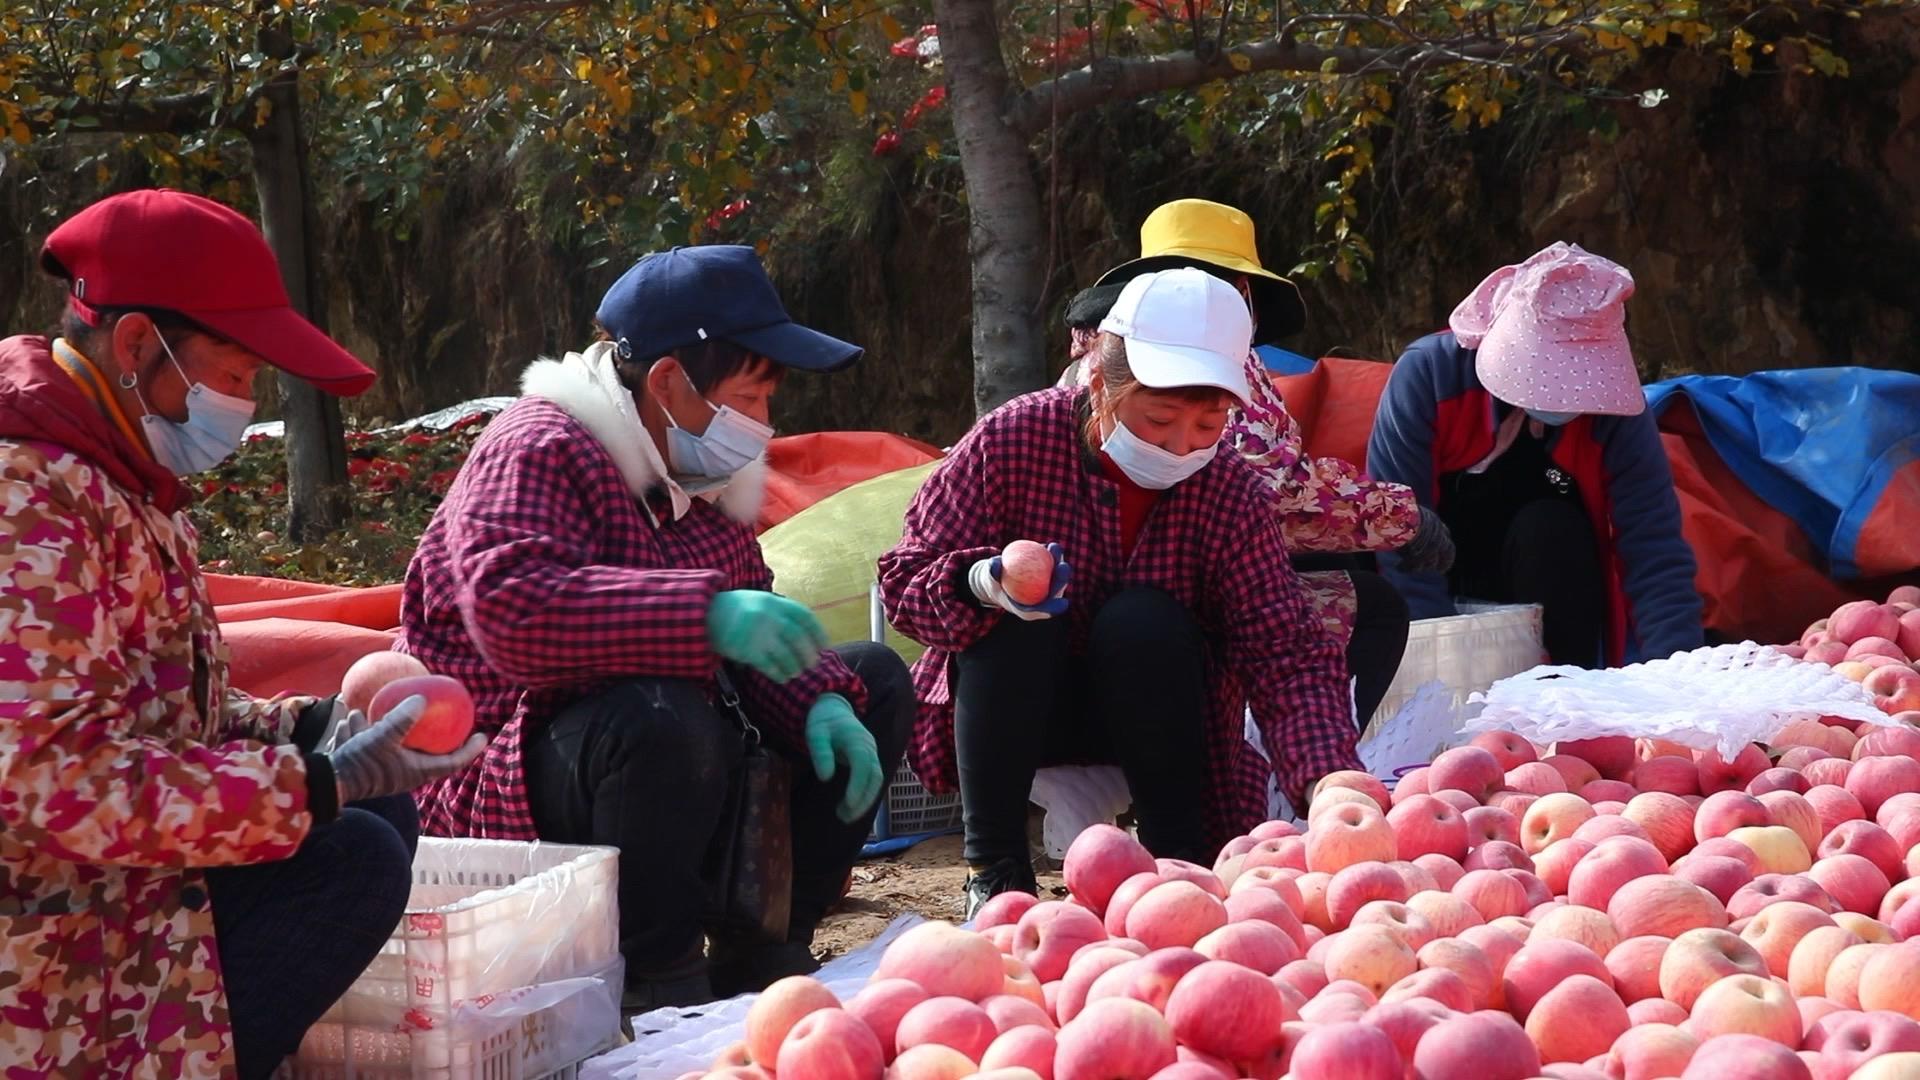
[1646,367,1920,580]
[1255,345,1316,375]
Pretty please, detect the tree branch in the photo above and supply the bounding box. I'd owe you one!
[25,85,231,136]
[1006,31,1571,136]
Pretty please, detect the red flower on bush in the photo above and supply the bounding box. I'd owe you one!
[704,198,754,231]
[902,85,947,130]
[872,131,902,157]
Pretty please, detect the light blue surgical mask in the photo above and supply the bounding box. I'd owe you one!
[134,335,257,476]
[664,370,773,484]
[1526,409,1580,427]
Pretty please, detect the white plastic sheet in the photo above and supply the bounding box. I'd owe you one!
[1465,641,1895,758]
[580,916,928,1080]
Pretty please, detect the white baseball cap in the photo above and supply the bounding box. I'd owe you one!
[1097,267,1253,406]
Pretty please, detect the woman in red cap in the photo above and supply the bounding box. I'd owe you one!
[0,190,481,1079]
[881,268,1362,914]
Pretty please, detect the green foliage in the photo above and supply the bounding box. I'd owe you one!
[918,0,1895,279]
[2,1,898,250]
[2,0,1897,327]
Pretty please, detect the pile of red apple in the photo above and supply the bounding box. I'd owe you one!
[1777,588,1920,717]
[675,725,1920,1080]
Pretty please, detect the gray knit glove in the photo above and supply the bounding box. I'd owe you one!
[1396,505,1456,574]
[327,695,486,804]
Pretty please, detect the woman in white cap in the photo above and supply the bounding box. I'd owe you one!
[880,268,1361,914]
[1058,198,1450,729]
[1368,242,1703,666]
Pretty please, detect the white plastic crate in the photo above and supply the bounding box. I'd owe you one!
[285,838,623,1079]
[1365,603,1547,741]
[285,959,622,1080]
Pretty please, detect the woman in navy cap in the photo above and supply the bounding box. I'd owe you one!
[398,246,912,1009]
[881,268,1362,914]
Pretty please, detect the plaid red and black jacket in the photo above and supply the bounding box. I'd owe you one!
[398,344,866,840]
[878,386,1360,845]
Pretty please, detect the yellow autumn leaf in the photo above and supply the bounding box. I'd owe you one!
[1228,51,1251,72]
[849,89,868,117]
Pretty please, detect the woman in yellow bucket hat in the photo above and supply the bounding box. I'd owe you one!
[1062,199,1455,728]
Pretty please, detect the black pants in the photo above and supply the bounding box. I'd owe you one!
[522,642,912,975]
[954,587,1212,867]
[1290,554,1410,727]
[1451,498,1606,666]
[209,795,419,1080]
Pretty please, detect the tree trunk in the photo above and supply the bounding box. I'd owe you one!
[934,0,1050,416]
[248,68,351,541]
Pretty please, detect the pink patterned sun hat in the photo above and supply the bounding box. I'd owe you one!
[1450,242,1645,416]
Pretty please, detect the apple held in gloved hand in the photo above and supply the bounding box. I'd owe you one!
[999,539,1058,606]
[970,541,1071,620]
[340,650,429,714]
[369,673,476,754]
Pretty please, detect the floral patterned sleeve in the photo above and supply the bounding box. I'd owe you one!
[1224,351,1421,554]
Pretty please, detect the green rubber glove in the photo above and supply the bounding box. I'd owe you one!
[706,590,830,683]
[805,693,883,823]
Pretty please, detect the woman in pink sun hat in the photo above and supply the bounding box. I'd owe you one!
[1367,242,1703,667]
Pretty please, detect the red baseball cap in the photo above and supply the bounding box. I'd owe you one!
[39,189,376,396]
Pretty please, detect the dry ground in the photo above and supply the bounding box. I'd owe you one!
[813,823,1067,958]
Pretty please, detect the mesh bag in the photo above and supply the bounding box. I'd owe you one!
[759,462,937,663]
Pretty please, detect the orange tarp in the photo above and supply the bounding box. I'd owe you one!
[213,431,941,699]
[760,431,942,531]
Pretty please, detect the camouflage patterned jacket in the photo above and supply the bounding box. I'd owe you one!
[0,335,337,1078]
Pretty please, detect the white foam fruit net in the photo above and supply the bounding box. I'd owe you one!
[1463,641,1894,758]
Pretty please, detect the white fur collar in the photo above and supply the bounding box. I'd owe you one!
[518,341,767,525]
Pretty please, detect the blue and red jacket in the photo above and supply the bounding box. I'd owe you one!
[1367,332,1703,665]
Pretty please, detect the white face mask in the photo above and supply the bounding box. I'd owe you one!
[135,335,257,476]
[1526,409,1580,427]
[1100,415,1218,490]
[664,370,773,484]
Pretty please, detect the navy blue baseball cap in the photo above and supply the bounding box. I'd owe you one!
[595,245,862,372]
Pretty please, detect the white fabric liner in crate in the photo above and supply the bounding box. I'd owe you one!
[1464,641,1895,757]
[288,838,623,1078]
[580,916,929,1080]
[1366,603,1545,737]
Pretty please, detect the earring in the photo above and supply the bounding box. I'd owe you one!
[120,372,138,389]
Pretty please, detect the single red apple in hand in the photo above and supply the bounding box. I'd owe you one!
[369,673,476,754]
[340,650,429,714]
[1000,540,1056,606]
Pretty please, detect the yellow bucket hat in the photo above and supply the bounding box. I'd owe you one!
[1095,199,1307,342]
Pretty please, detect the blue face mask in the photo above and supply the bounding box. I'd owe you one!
[1526,409,1580,427]
[136,335,257,475]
